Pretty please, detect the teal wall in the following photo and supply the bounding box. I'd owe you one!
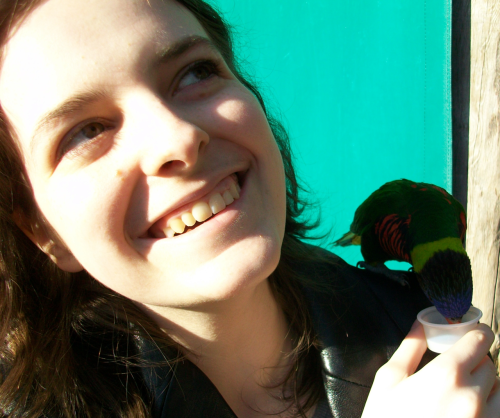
[211,0,452,266]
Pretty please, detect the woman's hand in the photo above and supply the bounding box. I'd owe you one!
[362,321,500,418]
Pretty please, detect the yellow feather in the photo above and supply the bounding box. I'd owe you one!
[410,237,466,272]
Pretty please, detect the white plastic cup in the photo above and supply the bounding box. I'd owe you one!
[417,306,483,353]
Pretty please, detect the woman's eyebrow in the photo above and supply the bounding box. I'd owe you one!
[153,35,217,68]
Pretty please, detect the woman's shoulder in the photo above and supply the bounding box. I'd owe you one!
[295,244,431,326]
[288,243,432,359]
[297,245,436,418]
[296,243,434,344]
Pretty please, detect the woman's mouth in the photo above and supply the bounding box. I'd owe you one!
[147,174,241,239]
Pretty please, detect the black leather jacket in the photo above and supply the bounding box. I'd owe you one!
[140,251,436,418]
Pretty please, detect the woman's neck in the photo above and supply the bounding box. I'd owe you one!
[141,279,304,417]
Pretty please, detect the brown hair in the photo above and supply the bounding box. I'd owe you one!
[0,1,325,417]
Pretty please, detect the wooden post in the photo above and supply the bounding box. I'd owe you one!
[468,0,500,369]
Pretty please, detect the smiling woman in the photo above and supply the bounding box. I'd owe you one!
[0,1,498,418]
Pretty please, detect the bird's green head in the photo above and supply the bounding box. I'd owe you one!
[417,249,472,322]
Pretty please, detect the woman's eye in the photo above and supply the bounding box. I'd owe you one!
[79,122,105,140]
[60,121,107,158]
[177,60,220,91]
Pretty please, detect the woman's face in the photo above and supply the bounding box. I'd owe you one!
[0,0,286,309]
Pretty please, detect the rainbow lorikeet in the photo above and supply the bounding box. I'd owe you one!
[334,179,472,324]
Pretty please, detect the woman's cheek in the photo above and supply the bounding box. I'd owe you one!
[40,173,107,238]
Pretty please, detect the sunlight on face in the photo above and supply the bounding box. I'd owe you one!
[0,0,286,309]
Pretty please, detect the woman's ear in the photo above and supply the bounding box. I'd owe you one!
[12,211,84,273]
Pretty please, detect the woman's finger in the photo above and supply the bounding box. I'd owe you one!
[489,376,500,400]
[470,355,497,395]
[485,377,500,418]
[373,321,427,388]
[444,324,494,371]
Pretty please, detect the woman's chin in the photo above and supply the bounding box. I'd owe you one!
[196,234,282,299]
[141,233,282,309]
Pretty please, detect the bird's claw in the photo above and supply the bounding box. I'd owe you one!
[356,261,409,287]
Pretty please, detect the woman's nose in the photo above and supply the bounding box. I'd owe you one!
[126,97,210,176]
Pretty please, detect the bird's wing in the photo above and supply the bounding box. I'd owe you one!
[373,213,412,263]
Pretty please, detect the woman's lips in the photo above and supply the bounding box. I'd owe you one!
[147,173,241,239]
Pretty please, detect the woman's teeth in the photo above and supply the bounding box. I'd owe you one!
[159,182,241,238]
